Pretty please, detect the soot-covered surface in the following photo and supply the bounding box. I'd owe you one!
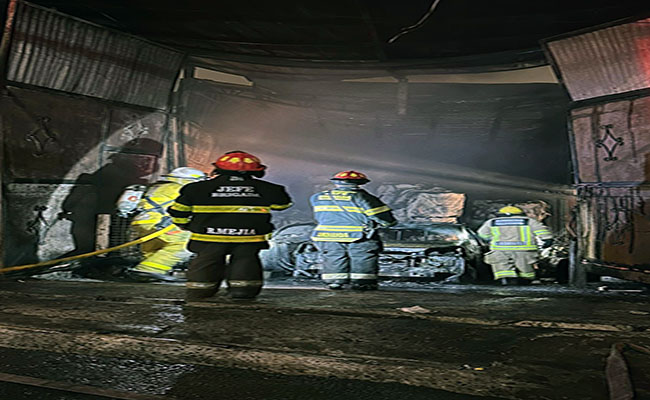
[0,279,648,399]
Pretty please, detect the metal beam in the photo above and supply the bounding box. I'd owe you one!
[0,0,17,85]
[0,0,17,267]
[187,48,546,76]
[585,263,650,285]
[0,108,5,267]
[145,36,376,49]
[355,0,386,62]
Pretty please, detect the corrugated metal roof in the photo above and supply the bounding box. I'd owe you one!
[7,2,184,109]
[546,17,650,101]
[26,0,650,67]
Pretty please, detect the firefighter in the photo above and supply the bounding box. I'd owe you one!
[126,167,207,281]
[168,151,292,300]
[310,171,396,291]
[477,206,553,285]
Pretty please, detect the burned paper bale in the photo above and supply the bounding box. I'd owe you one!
[377,184,466,223]
[467,200,552,229]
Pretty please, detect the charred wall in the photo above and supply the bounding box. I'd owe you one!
[1,3,183,266]
[545,16,650,282]
[570,98,650,270]
[2,87,171,265]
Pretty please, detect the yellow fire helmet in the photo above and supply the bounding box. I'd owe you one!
[498,206,524,216]
[161,167,207,184]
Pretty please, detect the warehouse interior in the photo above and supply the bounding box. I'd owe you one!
[0,1,649,399]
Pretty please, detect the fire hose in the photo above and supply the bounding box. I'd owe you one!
[0,225,175,275]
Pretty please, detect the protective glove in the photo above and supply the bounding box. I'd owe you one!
[154,216,173,230]
[541,239,553,249]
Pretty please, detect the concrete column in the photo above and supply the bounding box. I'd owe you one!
[0,111,4,266]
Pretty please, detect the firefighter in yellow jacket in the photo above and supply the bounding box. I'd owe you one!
[127,167,207,281]
[477,206,553,285]
[168,151,292,300]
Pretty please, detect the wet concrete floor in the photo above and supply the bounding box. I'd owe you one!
[0,279,648,399]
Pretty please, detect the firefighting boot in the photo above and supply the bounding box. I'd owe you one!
[125,268,180,283]
[351,283,378,291]
[500,278,518,286]
[185,285,219,302]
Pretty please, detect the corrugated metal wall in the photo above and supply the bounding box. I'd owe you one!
[544,17,650,280]
[2,85,171,265]
[570,98,650,184]
[576,186,649,267]
[546,17,650,101]
[1,2,184,266]
[570,98,650,268]
[6,2,183,109]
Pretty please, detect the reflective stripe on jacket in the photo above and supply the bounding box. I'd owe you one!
[131,182,182,227]
[167,175,292,243]
[310,189,396,242]
[477,216,552,251]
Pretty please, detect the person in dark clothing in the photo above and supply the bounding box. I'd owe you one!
[310,171,396,291]
[168,151,292,300]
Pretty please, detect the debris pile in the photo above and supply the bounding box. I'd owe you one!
[466,200,552,228]
[376,184,465,223]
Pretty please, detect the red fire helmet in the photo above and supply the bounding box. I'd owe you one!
[331,170,370,183]
[213,151,266,172]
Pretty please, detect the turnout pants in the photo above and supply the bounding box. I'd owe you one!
[131,224,192,274]
[318,239,382,286]
[185,241,268,300]
[484,250,538,281]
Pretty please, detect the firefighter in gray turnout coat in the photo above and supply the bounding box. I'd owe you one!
[168,151,292,300]
[310,171,396,291]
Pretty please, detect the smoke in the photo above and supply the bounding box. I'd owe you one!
[181,79,572,214]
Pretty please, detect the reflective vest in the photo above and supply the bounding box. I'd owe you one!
[477,216,552,251]
[310,189,396,242]
[168,175,292,243]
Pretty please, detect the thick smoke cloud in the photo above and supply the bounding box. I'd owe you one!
[182,79,572,216]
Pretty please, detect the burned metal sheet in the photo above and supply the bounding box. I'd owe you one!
[578,187,650,267]
[6,2,183,109]
[182,123,220,172]
[3,183,93,266]
[177,80,221,171]
[570,96,650,184]
[3,86,105,180]
[106,108,168,152]
[3,159,162,267]
[570,96,650,275]
[546,17,650,101]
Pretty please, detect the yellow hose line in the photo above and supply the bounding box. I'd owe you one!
[0,225,175,274]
